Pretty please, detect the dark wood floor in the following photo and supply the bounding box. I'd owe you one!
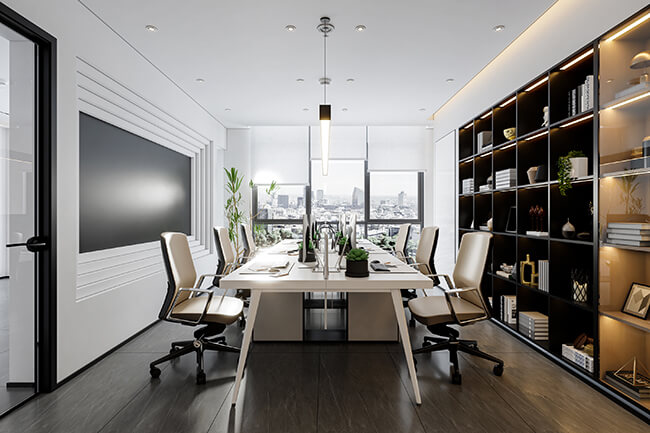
[0,317,647,433]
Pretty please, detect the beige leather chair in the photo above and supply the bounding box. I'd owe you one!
[240,223,256,262]
[394,223,411,261]
[150,232,243,384]
[401,226,439,326]
[213,226,248,326]
[408,231,503,384]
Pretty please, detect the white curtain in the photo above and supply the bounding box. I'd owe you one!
[368,126,427,171]
[251,126,309,184]
[309,125,367,160]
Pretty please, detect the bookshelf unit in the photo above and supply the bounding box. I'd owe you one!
[455,6,650,421]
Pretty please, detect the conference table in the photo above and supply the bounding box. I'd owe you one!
[220,239,434,406]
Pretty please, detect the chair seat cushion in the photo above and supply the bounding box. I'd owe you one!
[408,295,484,326]
[171,295,243,325]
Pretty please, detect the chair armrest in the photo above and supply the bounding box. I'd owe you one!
[195,273,227,290]
[442,287,490,325]
[166,287,215,326]
[424,273,454,291]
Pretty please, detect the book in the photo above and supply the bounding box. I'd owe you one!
[577,85,583,113]
[604,370,650,399]
[607,228,650,235]
[607,222,650,230]
[502,295,517,324]
[519,311,548,322]
[607,233,650,241]
[585,75,594,110]
[606,239,650,247]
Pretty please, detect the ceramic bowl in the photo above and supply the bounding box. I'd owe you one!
[503,127,516,140]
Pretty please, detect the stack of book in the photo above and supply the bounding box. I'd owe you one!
[538,259,549,292]
[518,311,548,340]
[495,168,516,189]
[567,74,594,117]
[561,344,594,373]
[606,222,650,247]
[478,184,491,192]
[501,295,516,324]
[462,178,474,194]
[604,370,650,400]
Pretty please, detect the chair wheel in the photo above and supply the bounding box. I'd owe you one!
[451,371,462,385]
[150,366,161,379]
[493,364,504,377]
[196,371,206,385]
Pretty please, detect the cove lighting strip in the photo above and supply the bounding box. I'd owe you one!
[560,113,593,128]
[525,76,548,92]
[463,122,473,129]
[607,91,650,110]
[605,12,650,42]
[499,96,516,108]
[560,48,594,71]
[480,110,492,119]
[525,130,548,141]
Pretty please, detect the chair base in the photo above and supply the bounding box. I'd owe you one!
[149,324,240,384]
[413,325,504,384]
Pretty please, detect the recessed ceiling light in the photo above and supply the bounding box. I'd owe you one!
[606,78,614,83]
[346,78,355,83]
[419,108,427,112]
[145,25,159,32]
[296,78,304,82]
[493,25,505,32]
[355,25,366,32]
[0,79,6,87]
[285,25,296,32]
[224,108,231,112]
[446,78,455,83]
[302,108,309,111]
[342,108,348,112]
[195,78,205,83]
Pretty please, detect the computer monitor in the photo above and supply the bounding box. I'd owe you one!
[350,213,357,249]
[302,213,310,257]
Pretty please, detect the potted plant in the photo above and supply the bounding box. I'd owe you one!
[345,248,369,277]
[337,235,350,255]
[298,241,316,263]
[557,150,587,196]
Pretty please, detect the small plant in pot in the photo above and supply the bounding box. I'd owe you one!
[557,150,587,196]
[345,248,369,277]
[338,236,351,255]
[298,241,316,263]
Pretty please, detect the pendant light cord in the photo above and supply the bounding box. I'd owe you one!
[323,31,327,104]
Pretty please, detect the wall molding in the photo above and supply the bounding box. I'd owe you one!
[75,57,212,300]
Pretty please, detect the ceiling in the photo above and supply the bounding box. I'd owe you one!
[80,0,556,128]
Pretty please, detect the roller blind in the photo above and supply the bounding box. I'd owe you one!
[310,125,367,160]
[251,126,309,184]
[368,126,428,171]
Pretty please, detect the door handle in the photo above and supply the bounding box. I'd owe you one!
[6,236,48,253]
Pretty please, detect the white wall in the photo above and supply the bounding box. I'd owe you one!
[225,128,252,221]
[3,0,226,381]
[433,0,650,142]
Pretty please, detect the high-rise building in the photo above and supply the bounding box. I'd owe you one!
[398,191,406,207]
[297,196,304,208]
[352,187,363,207]
[277,194,289,208]
[316,189,324,202]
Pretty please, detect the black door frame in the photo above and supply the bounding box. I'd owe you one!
[0,2,57,394]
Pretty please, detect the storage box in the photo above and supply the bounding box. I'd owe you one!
[477,131,493,149]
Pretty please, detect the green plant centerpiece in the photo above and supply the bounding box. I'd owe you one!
[297,241,316,263]
[345,248,369,277]
[557,150,586,196]
[337,235,351,255]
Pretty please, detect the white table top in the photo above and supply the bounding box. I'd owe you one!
[220,239,434,291]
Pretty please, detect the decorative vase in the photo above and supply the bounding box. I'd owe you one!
[569,157,588,178]
[542,106,549,127]
[572,280,588,303]
[345,260,369,277]
[534,165,547,182]
[527,166,538,184]
[503,127,516,141]
[562,219,576,239]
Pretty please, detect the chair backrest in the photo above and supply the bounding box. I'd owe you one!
[394,223,411,259]
[414,226,438,274]
[453,231,492,309]
[159,232,197,320]
[240,223,256,260]
[212,226,235,286]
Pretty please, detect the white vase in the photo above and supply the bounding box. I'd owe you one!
[569,157,588,178]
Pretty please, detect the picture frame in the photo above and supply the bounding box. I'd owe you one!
[622,282,650,319]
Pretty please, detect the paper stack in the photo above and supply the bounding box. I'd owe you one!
[462,178,474,194]
[495,168,516,189]
[519,311,548,340]
[501,295,517,325]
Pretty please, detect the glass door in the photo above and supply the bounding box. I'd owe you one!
[0,21,38,413]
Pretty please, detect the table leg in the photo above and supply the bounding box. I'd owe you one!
[390,289,422,405]
[231,289,261,406]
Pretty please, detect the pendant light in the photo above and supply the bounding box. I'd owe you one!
[317,17,334,176]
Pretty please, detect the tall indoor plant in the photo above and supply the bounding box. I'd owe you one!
[225,168,246,261]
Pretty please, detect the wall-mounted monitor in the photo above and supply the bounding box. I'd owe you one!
[79,113,191,253]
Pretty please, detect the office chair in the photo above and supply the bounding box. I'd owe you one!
[401,226,440,326]
[150,232,243,384]
[408,231,504,385]
[213,226,248,327]
[240,223,256,262]
[394,223,411,261]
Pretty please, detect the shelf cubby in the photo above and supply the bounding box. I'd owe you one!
[517,132,548,186]
[517,75,549,136]
[474,193,492,230]
[474,152,492,192]
[549,47,595,124]
[493,95,517,147]
[549,181,593,240]
[549,241,593,305]
[549,116,594,181]
[459,122,474,160]
[549,298,595,366]
[493,190,516,233]
[458,195,473,230]
[517,187,548,235]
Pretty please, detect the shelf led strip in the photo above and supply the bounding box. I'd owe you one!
[499,96,516,108]
[560,113,593,128]
[524,76,548,92]
[463,122,472,129]
[560,48,594,71]
[606,91,650,110]
[480,110,492,119]
[524,130,548,141]
[605,12,650,42]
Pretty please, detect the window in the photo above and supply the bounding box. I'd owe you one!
[369,172,419,220]
[255,184,306,220]
[252,223,302,248]
[310,160,365,222]
[367,224,421,257]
